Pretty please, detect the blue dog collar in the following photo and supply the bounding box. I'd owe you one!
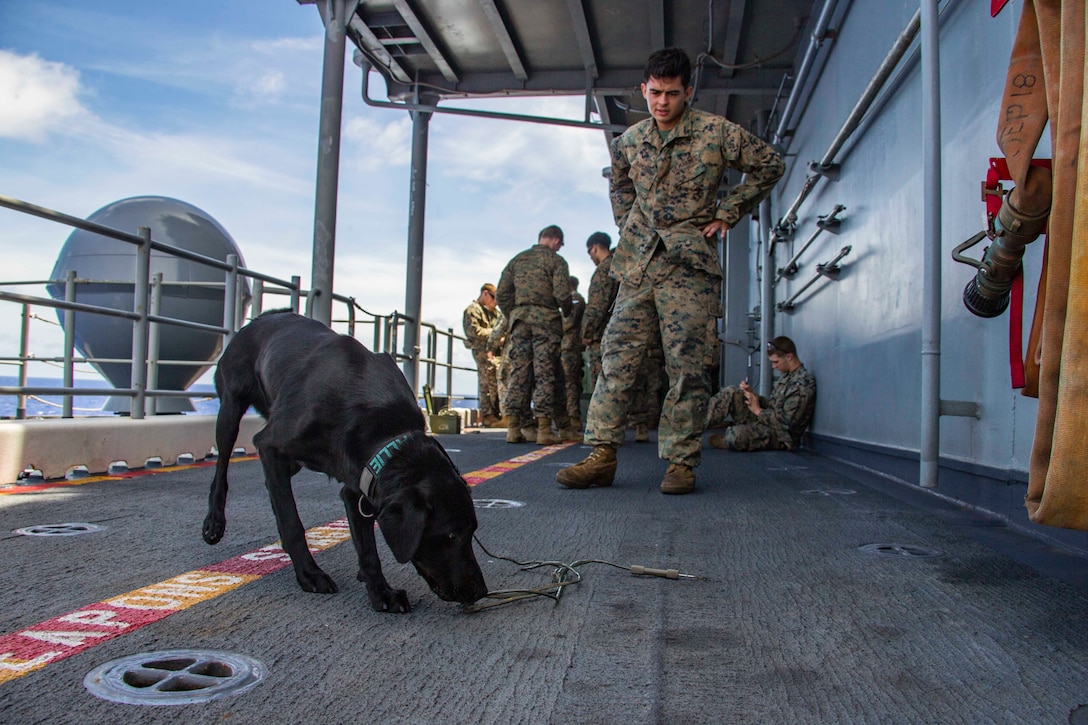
[358,432,413,501]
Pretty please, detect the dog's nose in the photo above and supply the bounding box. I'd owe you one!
[459,573,488,604]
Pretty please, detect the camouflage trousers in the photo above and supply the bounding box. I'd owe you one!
[586,341,604,392]
[628,338,665,427]
[473,349,502,419]
[586,340,663,427]
[561,338,585,421]
[496,353,528,421]
[706,386,779,451]
[584,250,717,466]
[504,319,568,424]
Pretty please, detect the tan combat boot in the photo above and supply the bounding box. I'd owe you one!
[506,416,525,444]
[635,424,649,442]
[660,463,695,495]
[570,416,583,432]
[536,417,561,445]
[521,425,537,443]
[556,444,617,489]
[558,427,581,442]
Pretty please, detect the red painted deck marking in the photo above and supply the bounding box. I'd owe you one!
[0,442,575,685]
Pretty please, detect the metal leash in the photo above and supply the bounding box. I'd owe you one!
[464,535,703,614]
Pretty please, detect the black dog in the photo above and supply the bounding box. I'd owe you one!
[202,310,487,613]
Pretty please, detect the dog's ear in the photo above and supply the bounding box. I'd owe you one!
[376,491,427,563]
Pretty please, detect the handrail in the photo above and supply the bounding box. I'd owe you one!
[0,193,470,418]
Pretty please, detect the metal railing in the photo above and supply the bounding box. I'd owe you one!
[0,193,471,419]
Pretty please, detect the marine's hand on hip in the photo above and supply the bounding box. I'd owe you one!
[701,219,729,237]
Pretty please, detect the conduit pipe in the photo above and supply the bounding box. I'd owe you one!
[756,111,776,398]
[778,9,922,231]
[772,0,841,147]
[355,54,628,134]
[919,0,941,489]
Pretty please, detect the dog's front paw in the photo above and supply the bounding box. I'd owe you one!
[367,586,411,613]
[202,515,225,545]
[296,567,338,594]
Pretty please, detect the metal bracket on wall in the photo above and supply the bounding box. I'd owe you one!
[776,245,852,313]
[939,400,981,419]
[776,204,846,282]
[808,161,841,180]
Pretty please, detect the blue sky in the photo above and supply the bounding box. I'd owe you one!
[0,1,616,393]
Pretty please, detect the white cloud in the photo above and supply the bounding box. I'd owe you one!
[0,50,90,141]
[343,115,413,170]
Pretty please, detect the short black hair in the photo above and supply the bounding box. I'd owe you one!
[643,47,692,88]
[538,224,564,243]
[768,336,798,357]
[586,231,612,251]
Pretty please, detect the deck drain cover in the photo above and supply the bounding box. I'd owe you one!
[474,499,526,509]
[859,543,942,559]
[15,523,106,537]
[800,489,857,496]
[84,649,265,706]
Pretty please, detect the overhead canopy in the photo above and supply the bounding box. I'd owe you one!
[302,0,816,139]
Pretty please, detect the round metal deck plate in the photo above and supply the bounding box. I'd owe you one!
[473,499,526,509]
[84,649,265,706]
[859,543,942,559]
[15,523,105,537]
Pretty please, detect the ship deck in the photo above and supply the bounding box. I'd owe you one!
[0,429,1086,723]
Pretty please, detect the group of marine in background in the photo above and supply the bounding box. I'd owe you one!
[462,226,666,446]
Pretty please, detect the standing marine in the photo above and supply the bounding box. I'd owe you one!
[496,224,575,445]
[557,47,784,494]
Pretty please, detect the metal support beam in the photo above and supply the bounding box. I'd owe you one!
[310,0,352,326]
[348,15,411,83]
[566,0,599,79]
[392,0,459,83]
[478,0,528,81]
[402,109,432,393]
[719,0,748,79]
[649,0,665,50]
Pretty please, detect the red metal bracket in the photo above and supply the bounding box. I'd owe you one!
[991,0,1012,18]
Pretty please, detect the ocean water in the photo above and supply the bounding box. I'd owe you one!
[0,377,476,420]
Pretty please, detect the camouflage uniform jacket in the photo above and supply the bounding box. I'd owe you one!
[564,291,586,339]
[496,244,573,328]
[580,253,619,344]
[760,364,817,448]
[462,300,503,354]
[609,105,784,286]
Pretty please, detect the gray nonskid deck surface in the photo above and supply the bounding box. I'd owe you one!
[0,431,1084,724]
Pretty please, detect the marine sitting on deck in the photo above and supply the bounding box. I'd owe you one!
[706,336,816,452]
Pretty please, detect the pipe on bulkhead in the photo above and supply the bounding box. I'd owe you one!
[919,0,942,489]
[756,112,776,398]
[773,0,841,148]
[779,9,922,231]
